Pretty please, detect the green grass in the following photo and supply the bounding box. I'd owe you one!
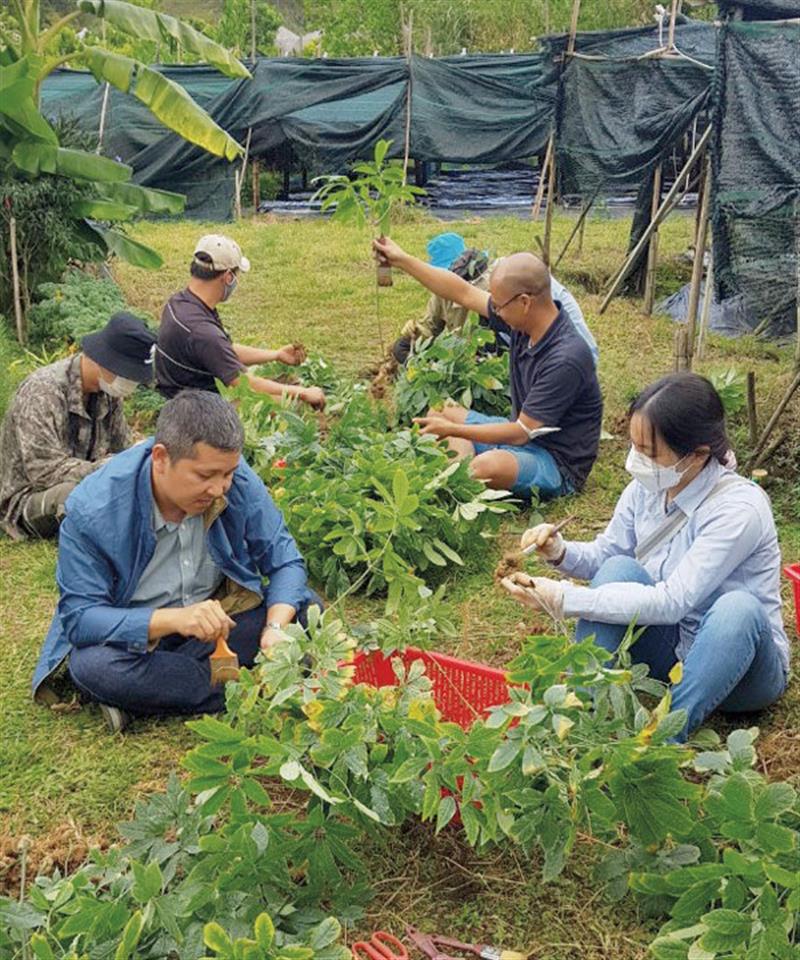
[2,210,799,958]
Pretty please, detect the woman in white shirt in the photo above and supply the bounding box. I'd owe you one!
[502,372,788,741]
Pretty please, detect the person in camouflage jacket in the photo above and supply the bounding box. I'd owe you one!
[0,312,156,539]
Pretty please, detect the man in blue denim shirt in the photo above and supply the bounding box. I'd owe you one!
[32,390,318,732]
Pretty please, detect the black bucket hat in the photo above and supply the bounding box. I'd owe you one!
[82,312,157,383]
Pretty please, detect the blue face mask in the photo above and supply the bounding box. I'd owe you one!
[221,274,238,302]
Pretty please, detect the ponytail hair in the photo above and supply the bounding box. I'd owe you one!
[629,372,730,464]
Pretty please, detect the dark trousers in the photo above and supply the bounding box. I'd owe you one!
[68,598,319,717]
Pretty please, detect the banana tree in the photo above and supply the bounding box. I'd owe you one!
[1,1,251,339]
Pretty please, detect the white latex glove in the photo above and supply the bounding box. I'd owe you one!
[501,572,565,620]
[520,523,566,562]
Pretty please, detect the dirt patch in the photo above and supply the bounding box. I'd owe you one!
[0,821,110,897]
[759,728,800,783]
[494,549,523,582]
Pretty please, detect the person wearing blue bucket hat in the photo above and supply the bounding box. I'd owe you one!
[373,233,602,500]
[386,231,598,368]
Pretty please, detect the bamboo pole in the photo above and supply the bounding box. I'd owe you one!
[401,10,413,186]
[252,158,260,215]
[667,0,679,51]
[642,163,662,315]
[235,127,252,219]
[747,371,758,446]
[531,134,553,221]
[686,156,712,366]
[9,217,25,346]
[250,0,256,62]
[566,0,581,55]
[599,124,711,313]
[554,193,595,268]
[542,136,557,267]
[794,196,800,366]
[748,368,800,466]
[695,248,714,359]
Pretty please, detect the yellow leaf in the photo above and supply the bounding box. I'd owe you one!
[553,714,575,741]
[301,700,324,733]
[669,661,684,685]
[408,698,439,723]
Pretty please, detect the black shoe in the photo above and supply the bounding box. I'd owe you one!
[99,703,131,734]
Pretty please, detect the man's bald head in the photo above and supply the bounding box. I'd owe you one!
[492,252,552,301]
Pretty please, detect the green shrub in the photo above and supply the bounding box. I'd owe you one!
[393,316,511,422]
[28,269,131,345]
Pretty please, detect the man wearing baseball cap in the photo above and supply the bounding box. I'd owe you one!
[156,234,325,409]
[0,312,156,539]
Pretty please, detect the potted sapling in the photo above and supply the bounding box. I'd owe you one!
[312,139,425,287]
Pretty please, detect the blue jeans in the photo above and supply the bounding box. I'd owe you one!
[575,556,787,741]
[464,411,572,498]
[69,596,321,717]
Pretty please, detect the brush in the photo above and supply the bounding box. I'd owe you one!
[521,513,576,555]
[210,633,240,685]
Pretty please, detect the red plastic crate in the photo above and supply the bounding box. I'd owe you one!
[351,647,514,729]
[784,564,800,634]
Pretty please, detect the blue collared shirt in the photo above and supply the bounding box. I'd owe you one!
[558,458,789,671]
[130,502,223,609]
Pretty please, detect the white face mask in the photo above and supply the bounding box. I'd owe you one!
[99,375,139,399]
[625,445,692,494]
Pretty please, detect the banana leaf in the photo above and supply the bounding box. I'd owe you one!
[101,181,186,215]
[83,221,163,269]
[83,47,243,161]
[11,141,132,181]
[77,0,251,79]
[70,198,139,220]
[0,58,58,144]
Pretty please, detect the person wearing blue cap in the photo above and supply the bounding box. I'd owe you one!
[386,232,599,367]
[0,312,156,539]
[373,236,602,500]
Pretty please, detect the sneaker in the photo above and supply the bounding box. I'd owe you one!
[99,703,131,734]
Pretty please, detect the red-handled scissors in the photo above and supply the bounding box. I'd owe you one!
[352,931,409,960]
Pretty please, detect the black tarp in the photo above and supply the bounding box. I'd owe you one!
[711,20,800,337]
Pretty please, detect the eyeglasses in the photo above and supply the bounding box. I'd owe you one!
[493,291,530,312]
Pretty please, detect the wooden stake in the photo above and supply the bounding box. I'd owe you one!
[696,247,714,359]
[686,155,712,366]
[599,125,711,313]
[747,371,758,446]
[642,163,662,315]
[532,134,553,221]
[542,136,557,267]
[748,368,800,466]
[667,0,679,51]
[673,325,689,371]
[250,0,256,62]
[566,0,581,55]
[752,430,786,470]
[554,193,595,268]
[252,158,260,215]
[401,10,413,186]
[9,217,25,346]
[235,127,252,219]
[794,196,800,366]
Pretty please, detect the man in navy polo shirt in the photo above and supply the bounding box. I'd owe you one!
[373,237,602,499]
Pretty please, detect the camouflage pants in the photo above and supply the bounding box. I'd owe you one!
[19,481,77,538]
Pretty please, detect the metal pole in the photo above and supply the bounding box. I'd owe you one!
[599,125,711,313]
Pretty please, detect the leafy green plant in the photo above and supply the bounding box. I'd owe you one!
[223,379,512,610]
[27,268,130,344]
[312,139,424,288]
[394,316,511,422]
[709,367,747,418]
